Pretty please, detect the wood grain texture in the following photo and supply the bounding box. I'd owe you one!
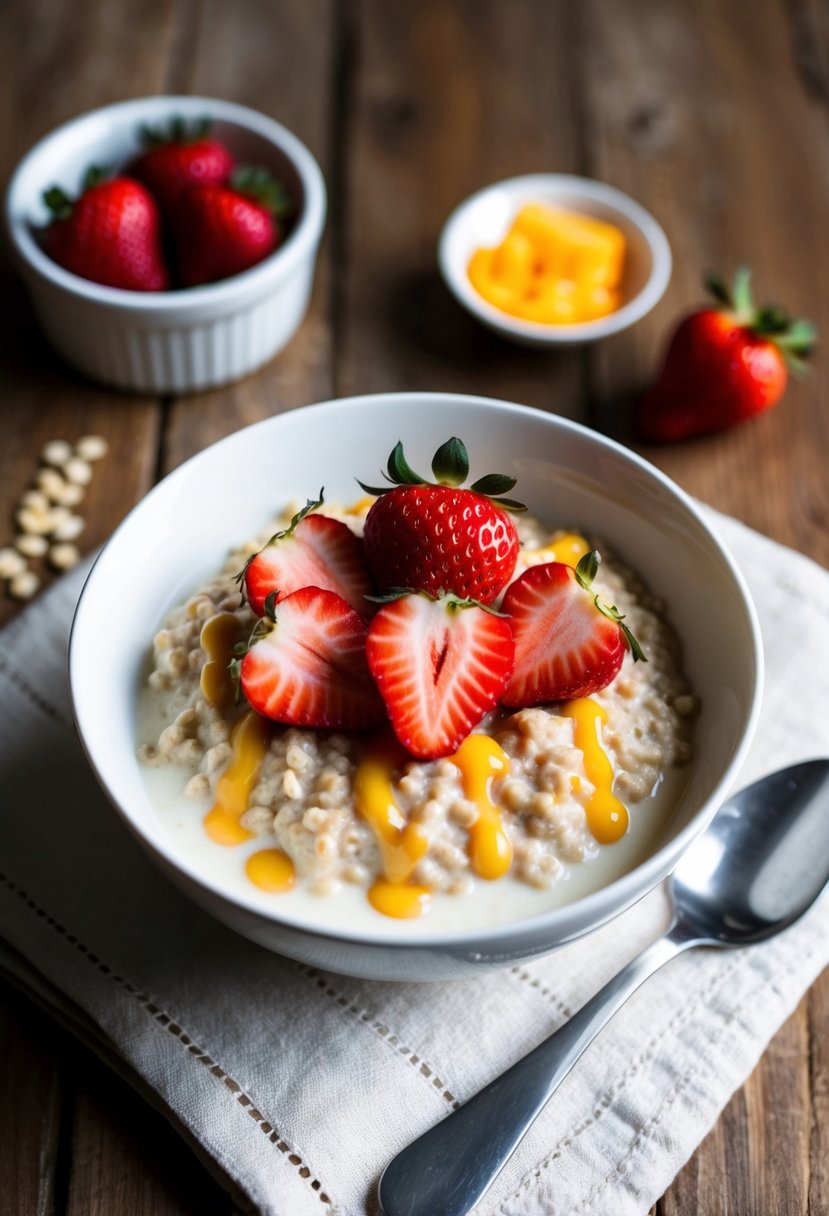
[159,0,336,475]
[336,0,586,415]
[583,0,829,564]
[0,985,63,1216]
[0,0,169,629]
[0,0,827,1213]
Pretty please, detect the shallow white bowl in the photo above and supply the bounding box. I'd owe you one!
[69,393,762,980]
[438,174,671,347]
[5,96,326,393]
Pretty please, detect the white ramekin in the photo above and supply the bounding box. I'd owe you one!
[5,96,327,393]
[438,174,671,347]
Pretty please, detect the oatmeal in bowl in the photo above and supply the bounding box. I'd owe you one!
[70,393,762,979]
[137,435,697,929]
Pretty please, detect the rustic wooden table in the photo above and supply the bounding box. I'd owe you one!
[2,1,827,1212]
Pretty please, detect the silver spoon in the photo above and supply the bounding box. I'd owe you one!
[378,759,829,1216]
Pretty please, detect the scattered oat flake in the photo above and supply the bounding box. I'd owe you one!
[41,439,73,467]
[21,489,50,511]
[16,507,57,536]
[75,435,109,461]
[49,542,81,571]
[52,514,85,542]
[9,570,39,600]
[63,457,93,486]
[36,467,66,499]
[0,547,27,579]
[16,534,48,558]
[53,482,85,507]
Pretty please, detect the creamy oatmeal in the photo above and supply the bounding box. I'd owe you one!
[137,503,696,927]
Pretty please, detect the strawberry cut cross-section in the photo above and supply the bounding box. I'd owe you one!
[366,592,514,760]
[242,498,374,618]
[239,587,386,730]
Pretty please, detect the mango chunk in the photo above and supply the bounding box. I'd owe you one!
[467,202,626,325]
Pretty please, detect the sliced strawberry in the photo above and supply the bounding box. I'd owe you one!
[242,498,373,618]
[239,587,385,730]
[366,592,514,760]
[502,552,645,707]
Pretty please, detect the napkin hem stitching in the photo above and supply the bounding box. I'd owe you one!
[510,965,573,1020]
[0,652,72,726]
[0,868,335,1211]
[496,949,745,1211]
[294,964,461,1110]
[566,945,818,1215]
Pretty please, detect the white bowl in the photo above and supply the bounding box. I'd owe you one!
[69,393,762,981]
[438,174,671,347]
[5,96,326,393]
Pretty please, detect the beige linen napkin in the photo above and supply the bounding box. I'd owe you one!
[1,507,827,1216]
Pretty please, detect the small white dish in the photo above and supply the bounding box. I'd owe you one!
[438,174,672,347]
[69,392,762,981]
[5,96,326,393]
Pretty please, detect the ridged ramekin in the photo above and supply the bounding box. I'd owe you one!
[5,96,327,393]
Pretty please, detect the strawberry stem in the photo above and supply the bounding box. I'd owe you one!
[230,166,294,220]
[431,437,469,486]
[235,490,324,594]
[43,186,73,221]
[575,551,646,663]
[359,438,527,511]
[140,116,213,147]
[706,268,816,373]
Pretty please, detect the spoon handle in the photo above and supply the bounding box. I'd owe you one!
[378,931,686,1216]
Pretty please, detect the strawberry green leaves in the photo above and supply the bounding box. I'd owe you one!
[357,437,526,511]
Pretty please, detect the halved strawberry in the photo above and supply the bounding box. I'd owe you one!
[238,587,385,730]
[502,552,645,707]
[241,496,373,618]
[366,592,514,759]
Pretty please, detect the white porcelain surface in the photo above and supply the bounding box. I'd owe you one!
[69,393,763,980]
[5,96,326,393]
[438,174,672,347]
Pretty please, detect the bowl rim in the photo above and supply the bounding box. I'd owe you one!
[438,173,672,343]
[5,94,327,312]
[69,391,764,949]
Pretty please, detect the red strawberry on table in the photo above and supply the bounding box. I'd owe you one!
[502,552,645,707]
[238,587,385,730]
[359,437,524,605]
[129,117,234,217]
[241,495,373,618]
[41,168,169,291]
[366,591,514,759]
[172,166,294,287]
[638,268,816,443]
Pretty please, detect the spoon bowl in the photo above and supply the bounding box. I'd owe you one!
[672,760,829,946]
[379,759,829,1216]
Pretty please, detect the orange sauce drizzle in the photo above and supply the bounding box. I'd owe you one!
[450,735,513,880]
[354,731,515,918]
[200,612,243,712]
[245,848,295,893]
[204,711,270,846]
[562,698,629,844]
[354,733,432,919]
[525,532,590,568]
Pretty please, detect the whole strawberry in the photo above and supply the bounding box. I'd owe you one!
[41,168,169,291]
[638,269,815,443]
[359,438,524,605]
[172,167,294,287]
[129,117,235,218]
